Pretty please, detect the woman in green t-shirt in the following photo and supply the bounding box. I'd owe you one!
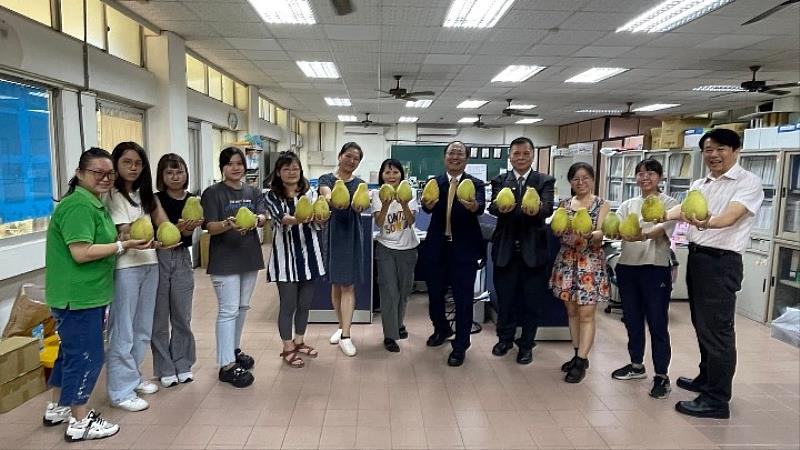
[43,148,149,442]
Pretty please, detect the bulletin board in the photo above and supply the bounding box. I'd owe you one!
[390,144,509,182]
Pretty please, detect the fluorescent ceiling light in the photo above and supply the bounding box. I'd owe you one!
[616,0,734,33]
[296,61,339,79]
[443,0,515,28]
[577,109,623,114]
[507,104,536,110]
[516,118,543,124]
[338,115,358,122]
[633,103,680,112]
[693,85,745,92]
[565,67,628,83]
[247,0,316,24]
[458,117,479,123]
[457,100,488,109]
[398,116,419,123]
[406,99,432,108]
[491,65,546,82]
[324,97,351,106]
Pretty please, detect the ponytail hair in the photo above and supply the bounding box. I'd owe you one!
[64,147,112,198]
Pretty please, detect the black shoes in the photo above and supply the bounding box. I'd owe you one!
[677,376,704,393]
[426,330,453,347]
[675,396,730,419]
[561,356,589,372]
[516,348,533,365]
[384,338,400,353]
[611,364,647,380]
[492,341,514,356]
[218,363,254,388]
[235,348,255,370]
[650,376,671,399]
[565,357,588,383]
[447,349,466,367]
[399,326,408,339]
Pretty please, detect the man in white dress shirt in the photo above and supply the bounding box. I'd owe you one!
[664,128,763,419]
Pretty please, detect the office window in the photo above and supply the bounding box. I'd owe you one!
[221,75,234,106]
[208,67,222,101]
[186,54,206,93]
[258,97,265,119]
[106,6,141,65]
[0,0,52,26]
[60,0,105,49]
[269,103,277,124]
[96,101,145,153]
[234,82,248,110]
[276,107,287,129]
[0,78,55,240]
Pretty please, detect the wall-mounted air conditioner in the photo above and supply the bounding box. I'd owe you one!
[344,125,384,135]
[418,127,458,136]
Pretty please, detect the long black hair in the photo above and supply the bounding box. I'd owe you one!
[270,151,309,199]
[64,147,112,198]
[112,141,156,213]
[156,153,190,192]
[378,158,405,185]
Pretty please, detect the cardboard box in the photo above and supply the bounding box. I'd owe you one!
[777,123,800,148]
[200,231,210,269]
[0,337,40,385]
[661,118,711,149]
[683,128,710,150]
[714,122,748,135]
[0,366,46,413]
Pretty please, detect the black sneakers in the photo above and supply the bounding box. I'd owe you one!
[650,376,671,399]
[611,364,647,380]
[218,363,254,388]
[384,338,400,352]
[235,348,255,370]
[565,357,588,383]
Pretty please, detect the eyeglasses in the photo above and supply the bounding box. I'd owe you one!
[635,171,659,179]
[84,168,117,181]
[120,159,143,168]
[446,151,467,158]
[570,177,592,184]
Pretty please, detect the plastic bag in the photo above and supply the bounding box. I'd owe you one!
[770,307,800,348]
[1,283,56,338]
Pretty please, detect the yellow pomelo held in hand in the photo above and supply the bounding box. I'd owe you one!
[682,190,709,221]
[571,208,593,235]
[396,180,413,203]
[601,212,621,237]
[619,213,642,240]
[456,179,476,202]
[157,222,181,247]
[294,196,313,222]
[181,197,203,221]
[379,184,395,203]
[521,187,540,214]
[330,179,351,209]
[550,207,570,234]
[494,187,515,210]
[235,207,257,229]
[352,183,370,210]
[421,179,439,203]
[641,195,666,222]
[130,216,154,241]
[313,197,330,220]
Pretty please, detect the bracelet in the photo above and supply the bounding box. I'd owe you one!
[115,240,125,255]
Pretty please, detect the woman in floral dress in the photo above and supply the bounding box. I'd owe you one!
[550,162,610,384]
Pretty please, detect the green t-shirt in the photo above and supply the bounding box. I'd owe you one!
[46,186,118,310]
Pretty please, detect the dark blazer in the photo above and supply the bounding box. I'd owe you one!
[488,169,555,268]
[422,173,486,265]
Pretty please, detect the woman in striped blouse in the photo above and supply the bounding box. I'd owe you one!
[265,152,327,368]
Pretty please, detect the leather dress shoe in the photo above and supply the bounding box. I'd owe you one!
[677,376,703,393]
[492,341,514,356]
[447,349,465,367]
[516,348,533,365]
[675,396,730,419]
[426,330,453,347]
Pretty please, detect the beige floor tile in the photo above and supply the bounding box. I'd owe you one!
[424,426,464,449]
[280,425,321,449]
[355,426,392,449]
[318,426,356,449]
[244,426,286,449]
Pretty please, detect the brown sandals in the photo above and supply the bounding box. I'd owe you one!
[294,343,318,358]
[280,350,304,368]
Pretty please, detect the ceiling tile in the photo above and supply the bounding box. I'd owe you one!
[323,25,380,40]
[422,54,471,65]
[240,50,290,61]
[225,38,282,51]
[695,34,771,49]
[208,22,272,38]
[573,46,633,58]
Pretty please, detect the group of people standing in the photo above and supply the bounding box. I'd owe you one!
[42,127,761,441]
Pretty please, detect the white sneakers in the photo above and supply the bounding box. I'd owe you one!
[64,410,119,442]
[160,375,179,388]
[43,402,71,426]
[339,338,357,357]
[177,371,194,383]
[329,329,343,344]
[112,396,149,412]
[135,380,159,395]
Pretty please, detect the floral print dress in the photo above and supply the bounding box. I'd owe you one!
[549,196,610,305]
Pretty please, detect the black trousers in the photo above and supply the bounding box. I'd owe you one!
[426,243,477,352]
[493,252,546,350]
[686,244,743,404]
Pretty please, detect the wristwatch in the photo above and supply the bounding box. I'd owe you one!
[116,241,125,255]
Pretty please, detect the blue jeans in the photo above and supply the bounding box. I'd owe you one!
[211,271,258,367]
[48,306,105,406]
[107,264,158,404]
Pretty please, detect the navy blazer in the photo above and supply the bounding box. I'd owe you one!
[488,170,555,268]
[421,173,486,265]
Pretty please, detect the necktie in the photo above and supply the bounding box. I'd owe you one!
[445,177,458,237]
[517,176,525,199]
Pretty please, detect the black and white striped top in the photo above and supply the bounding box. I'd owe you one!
[264,189,326,282]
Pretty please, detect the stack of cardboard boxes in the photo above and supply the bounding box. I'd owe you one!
[0,337,46,413]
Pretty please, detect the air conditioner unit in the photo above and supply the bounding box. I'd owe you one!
[344,125,384,135]
[418,127,458,136]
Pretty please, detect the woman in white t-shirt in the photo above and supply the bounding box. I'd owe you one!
[372,158,420,352]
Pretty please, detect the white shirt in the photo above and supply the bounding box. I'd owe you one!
[617,193,680,267]
[512,168,532,184]
[687,163,764,253]
[105,188,158,269]
[371,189,420,250]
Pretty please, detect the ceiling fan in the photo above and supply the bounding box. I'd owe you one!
[472,114,500,129]
[499,99,539,118]
[359,113,389,128]
[377,75,435,102]
[742,0,799,25]
[739,65,798,95]
[331,0,354,15]
[615,102,638,118]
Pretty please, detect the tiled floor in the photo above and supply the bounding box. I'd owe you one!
[2,255,799,449]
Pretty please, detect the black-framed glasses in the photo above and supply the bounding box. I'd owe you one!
[84,168,117,181]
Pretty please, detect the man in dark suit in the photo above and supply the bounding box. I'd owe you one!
[421,141,486,367]
[488,137,555,364]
